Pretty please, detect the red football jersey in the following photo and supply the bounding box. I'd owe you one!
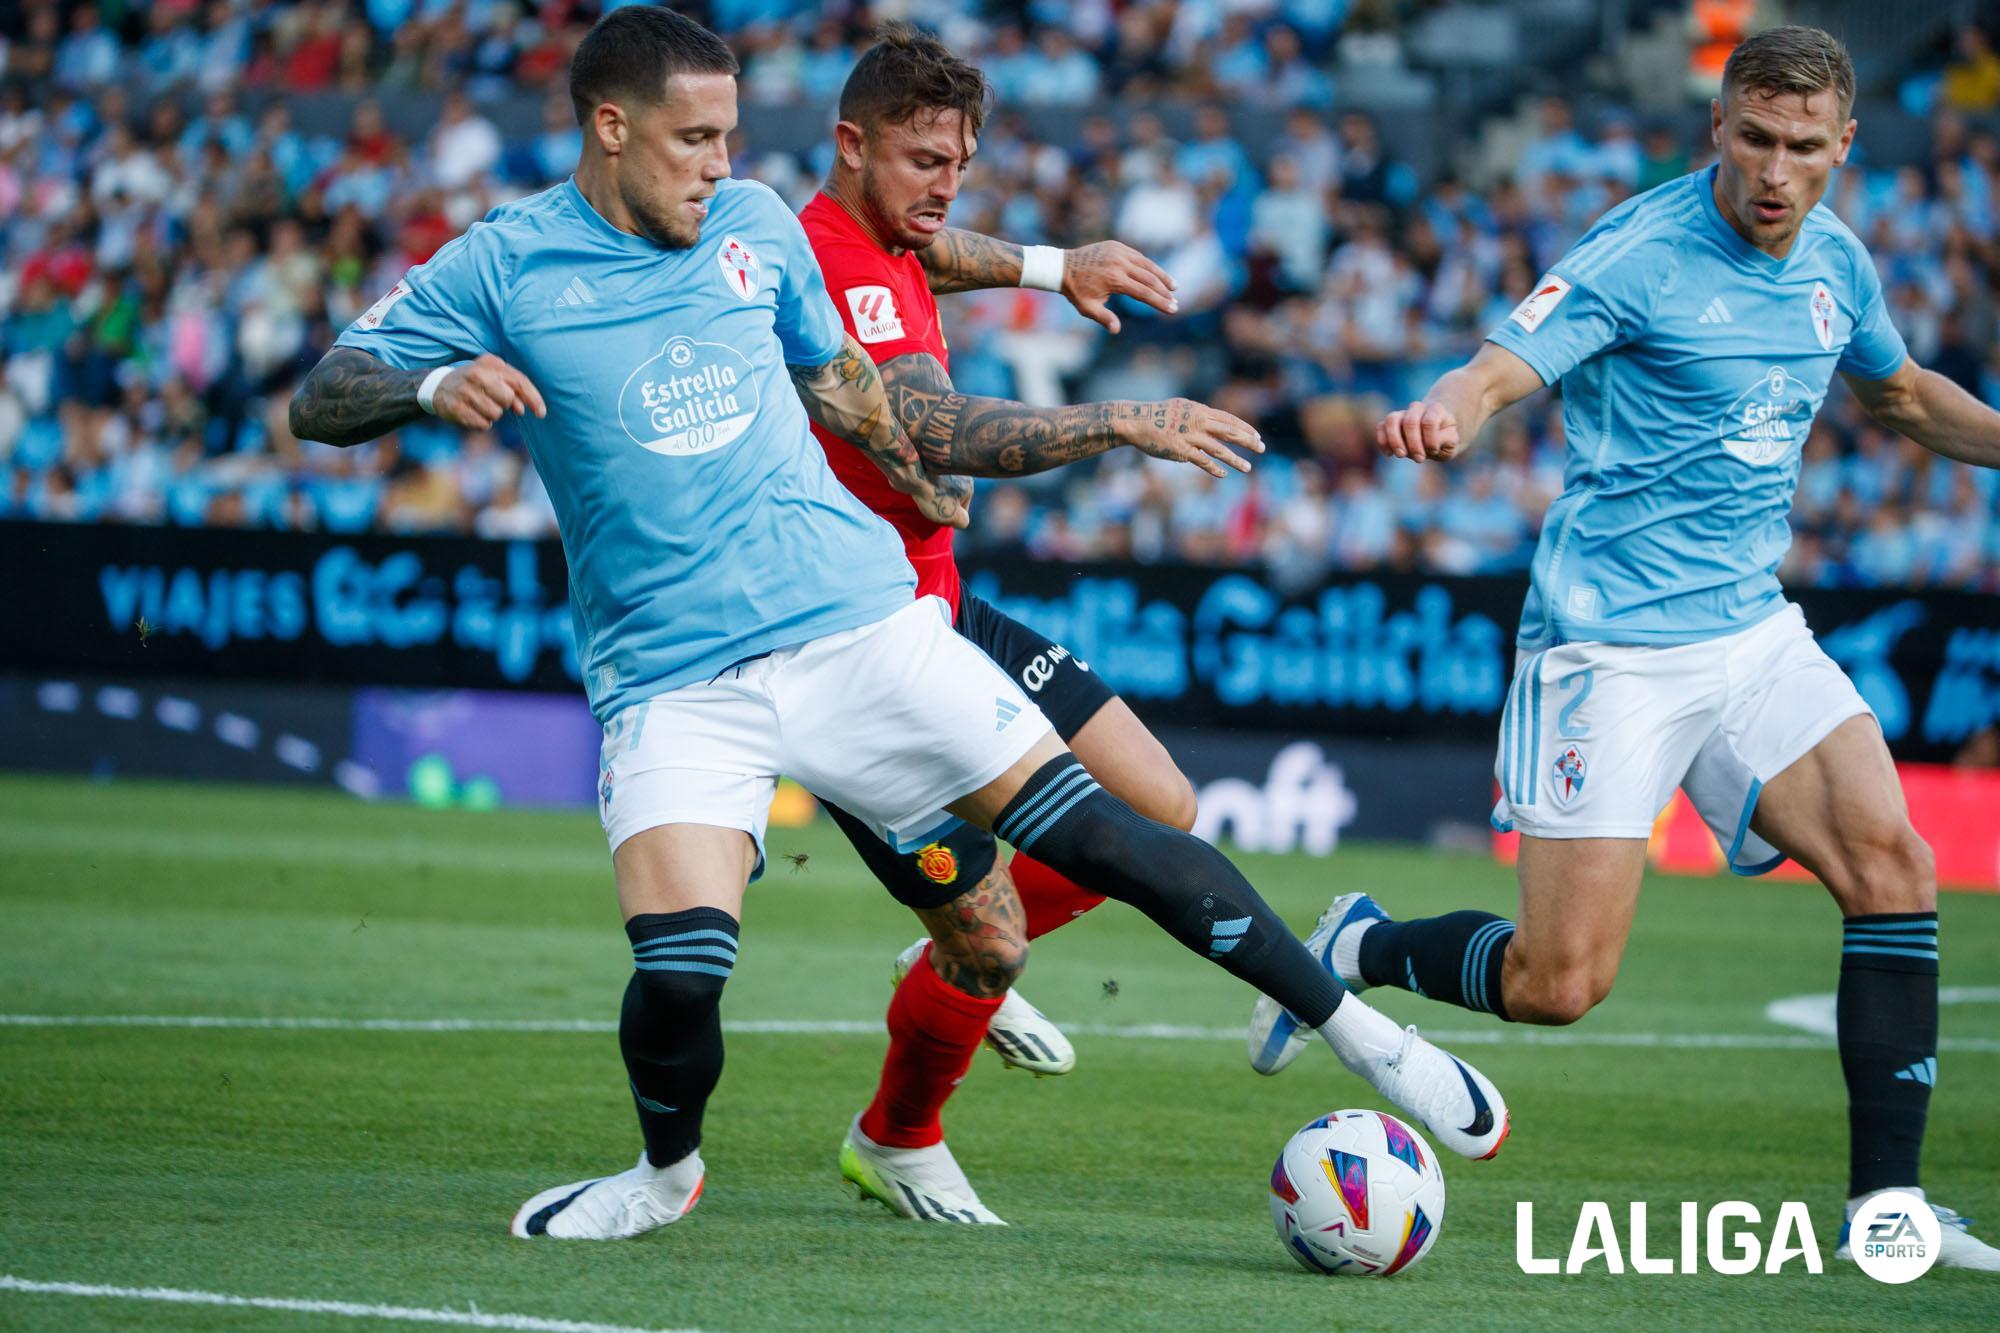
[798,192,961,614]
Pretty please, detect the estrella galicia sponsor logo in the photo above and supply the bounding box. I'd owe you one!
[1719,366,1819,467]
[619,335,760,457]
[1516,1200,1823,1275]
[1848,1190,1940,1283]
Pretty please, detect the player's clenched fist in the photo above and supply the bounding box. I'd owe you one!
[431,354,548,431]
[907,472,973,530]
[1377,400,1460,464]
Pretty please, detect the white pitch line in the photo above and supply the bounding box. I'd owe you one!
[3,1013,1996,1053]
[0,1275,699,1333]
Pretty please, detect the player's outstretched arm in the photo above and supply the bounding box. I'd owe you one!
[880,350,1262,479]
[1377,341,1545,465]
[918,229,1177,332]
[290,348,545,447]
[1845,358,2000,470]
[788,334,969,529]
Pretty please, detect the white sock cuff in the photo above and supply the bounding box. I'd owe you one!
[1317,993,1403,1071]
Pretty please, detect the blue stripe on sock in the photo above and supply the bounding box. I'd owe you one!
[633,959,735,976]
[632,944,738,963]
[633,929,739,949]
[996,765,1090,844]
[1843,920,1939,932]
[1462,921,1510,1014]
[1841,945,1939,960]
[1014,780,1102,852]
[998,768,1093,844]
[1843,933,1937,947]
[1460,922,1496,1012]
[1007,765,1090,832]
[1488,924,1512,1008]
[1460,922,1498,1011]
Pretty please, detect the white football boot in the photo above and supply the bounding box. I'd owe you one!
[1834,1189,2000,1272]
[1247,893,1387,1075]
[1319,990,1510,1161]
[894,938,1075,1076]
[839,1114,1007,1224]
[510,1150,704,1239]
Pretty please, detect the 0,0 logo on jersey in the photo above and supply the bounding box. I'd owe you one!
[618,335,761,457]
[1719,365,1819,468]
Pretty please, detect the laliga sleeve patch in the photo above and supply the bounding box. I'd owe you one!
[353,278,413,332]
[1508,274,1572,333]
[844,285,906,344]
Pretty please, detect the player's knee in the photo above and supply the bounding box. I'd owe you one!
[1159,772,1199,832]
[1104,764,1199,832]
[1835,824,1936,915]
[928,932,1028,998]
[1507,963,1611,1026]
[626,908,738,1010]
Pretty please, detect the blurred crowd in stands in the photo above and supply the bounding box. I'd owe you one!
[3,1,2000,592]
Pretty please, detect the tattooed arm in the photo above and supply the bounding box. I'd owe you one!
[290,348,545,447]
[787,333,969,528]
[918,229,1179,333]
[916,228,1027,294]
[880,350,1262,479]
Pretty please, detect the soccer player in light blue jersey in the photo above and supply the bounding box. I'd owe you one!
[1248,26,2000,1271]
[291,5,1514,1243]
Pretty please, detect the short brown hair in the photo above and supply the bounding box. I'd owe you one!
[569,5,739,126]
[1722,25,1856,119]
[838,22,988,142]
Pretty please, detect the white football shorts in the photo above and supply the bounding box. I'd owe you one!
[597,596,1048,875]
[1491,602,1873,872]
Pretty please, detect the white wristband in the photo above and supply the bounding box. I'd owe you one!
[1020,245,1066,292]
[417,365,457,415]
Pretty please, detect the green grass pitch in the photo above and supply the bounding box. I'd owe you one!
[1,774,1995,1330]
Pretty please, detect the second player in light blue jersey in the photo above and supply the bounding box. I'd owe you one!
[1484,158,1906,650]
[1248,26,2000,1271]
[289,5,1517,1246]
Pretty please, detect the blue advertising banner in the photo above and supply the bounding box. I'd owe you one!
[3,520,1996,762]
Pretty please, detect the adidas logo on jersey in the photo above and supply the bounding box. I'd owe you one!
[554,275,598,308]
[1697,295,1732,324]
[994,697,1021,731]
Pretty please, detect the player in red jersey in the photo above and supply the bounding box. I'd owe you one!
[801,25,1267,1221]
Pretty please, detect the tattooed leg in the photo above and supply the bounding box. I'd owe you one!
[911,862,1028,998]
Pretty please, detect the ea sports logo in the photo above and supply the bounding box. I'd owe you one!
[1849,1191,1940,1283]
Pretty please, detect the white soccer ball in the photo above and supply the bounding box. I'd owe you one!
[1269,1109,1446,1276]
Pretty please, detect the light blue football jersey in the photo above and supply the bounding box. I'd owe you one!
[334,176,915,720]
[1486,164,1907,651]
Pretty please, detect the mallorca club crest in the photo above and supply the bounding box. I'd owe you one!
[914,841,959,886]
[1809,281,1835,351]
[717,235,759,301]
[1551,744,1587,806]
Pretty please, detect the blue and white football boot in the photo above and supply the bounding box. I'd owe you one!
[1835,1190,2000,1272]
[1247,892,1389,1076]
